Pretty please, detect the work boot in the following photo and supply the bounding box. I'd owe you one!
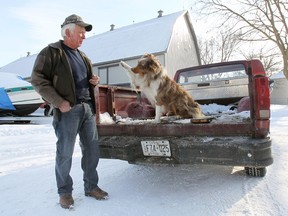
[59,194,74,209]
[85,187,109,200]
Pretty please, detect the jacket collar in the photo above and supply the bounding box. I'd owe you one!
[48,40,64,49]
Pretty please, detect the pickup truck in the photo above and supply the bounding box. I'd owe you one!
[94,59,273,177]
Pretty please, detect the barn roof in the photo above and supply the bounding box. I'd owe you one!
[81,10,188,64]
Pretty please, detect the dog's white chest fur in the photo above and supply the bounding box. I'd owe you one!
[139,79,161,107]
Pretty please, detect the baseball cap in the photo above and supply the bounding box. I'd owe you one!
[61,14,92,31]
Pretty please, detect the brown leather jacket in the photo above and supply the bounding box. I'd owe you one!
[31,40,96,112]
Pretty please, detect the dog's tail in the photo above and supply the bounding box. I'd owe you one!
[175,100,205,119]
[189,102,206,119]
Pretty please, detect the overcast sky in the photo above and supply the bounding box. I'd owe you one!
[0,0,199,67]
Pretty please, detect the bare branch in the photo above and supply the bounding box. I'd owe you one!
[192,0,288,79]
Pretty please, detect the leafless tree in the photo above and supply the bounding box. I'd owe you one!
[198,26,241,64]
[240,46,282,76]
[198,38,217,64]
[192,0,288,79]
[219,28,241,62]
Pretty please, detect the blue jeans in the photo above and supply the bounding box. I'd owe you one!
[52,102,99,195]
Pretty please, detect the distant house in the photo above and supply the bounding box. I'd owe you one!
[270,72,288,105]
[0,10,201,86]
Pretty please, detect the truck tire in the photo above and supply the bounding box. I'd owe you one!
[44,105,53,116]
[245,167,267,177]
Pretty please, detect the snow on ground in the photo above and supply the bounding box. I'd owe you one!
[0,105,287,216]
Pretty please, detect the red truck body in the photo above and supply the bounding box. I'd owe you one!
[94,60,272,177]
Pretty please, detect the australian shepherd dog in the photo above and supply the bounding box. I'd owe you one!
[120,53,205,122]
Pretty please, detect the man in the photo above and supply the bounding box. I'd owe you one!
[31,14,108,209]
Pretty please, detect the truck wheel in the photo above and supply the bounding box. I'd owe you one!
[44,105,53,116]
[245,167,267,177]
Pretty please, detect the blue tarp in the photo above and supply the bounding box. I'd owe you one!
[0,87,16,110]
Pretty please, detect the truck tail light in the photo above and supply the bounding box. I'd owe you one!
[254,76,270,119]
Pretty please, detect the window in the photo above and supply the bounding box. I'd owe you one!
[177,64,247,84]
[97,65,130,86]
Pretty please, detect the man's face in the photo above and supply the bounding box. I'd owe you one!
[66,25,86,49]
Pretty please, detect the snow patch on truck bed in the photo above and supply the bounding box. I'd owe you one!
[100,103,250,124]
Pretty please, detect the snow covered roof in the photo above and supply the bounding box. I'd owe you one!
[0,72,32,88]
[0,54,37,79]
[81,10,187,64]
[0,10,188,78]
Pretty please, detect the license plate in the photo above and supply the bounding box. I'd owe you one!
[141,140,171,157]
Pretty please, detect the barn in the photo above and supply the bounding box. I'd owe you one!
[0,10,200,86]
[82,10,200,86]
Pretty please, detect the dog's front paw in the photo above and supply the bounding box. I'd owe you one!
[120,61,125,67]
[120,61,131,70]
[153,117,161,124]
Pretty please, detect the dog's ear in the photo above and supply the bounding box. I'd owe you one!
[147,53,154,58]
[143,53,154,58]
[145,58,160,73]
[145,58,153,69]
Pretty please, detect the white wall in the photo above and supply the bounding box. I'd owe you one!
[270,78,288,105]
[166,15,200,79]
